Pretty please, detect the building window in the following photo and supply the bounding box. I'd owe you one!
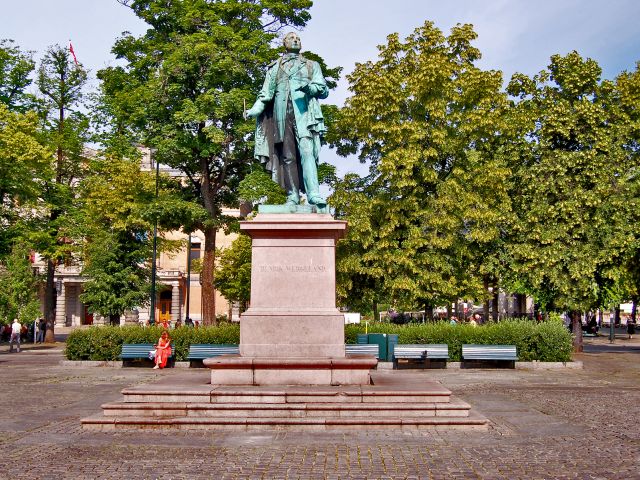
[190,243,201,263]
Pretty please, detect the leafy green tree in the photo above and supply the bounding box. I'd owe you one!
[0,39,35,111]
[78,156,155,324]
[32,45,88,341]
[505,52,638,350]
[78,153,202,324]
[0,242,41,325]
[612,63,640,322]
[214,234,252,313]
[0,104,52,255]
[99,0,328,324]
[330,22,510,316]
[238,169,286,209]
[0,40,49,256]
[80,230,150,325]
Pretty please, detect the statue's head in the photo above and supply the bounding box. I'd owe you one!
[283,32,301,53]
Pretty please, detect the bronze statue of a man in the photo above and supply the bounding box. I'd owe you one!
[246,32,328,208]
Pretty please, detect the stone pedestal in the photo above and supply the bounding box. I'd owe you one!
[239,214,347,359]
[207,213,376,386]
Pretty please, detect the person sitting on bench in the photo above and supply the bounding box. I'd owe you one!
[153,331,172,369]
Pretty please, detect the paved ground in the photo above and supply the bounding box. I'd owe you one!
[0,336,638,479]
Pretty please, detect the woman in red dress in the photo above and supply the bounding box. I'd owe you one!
[153,331,172,369]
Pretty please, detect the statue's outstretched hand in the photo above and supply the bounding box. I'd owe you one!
[245,105,262,119]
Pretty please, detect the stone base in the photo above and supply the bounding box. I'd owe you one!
[240,311,345,357]
[82,372,490,431]
[204,355,377,386]
[258,204,328,214]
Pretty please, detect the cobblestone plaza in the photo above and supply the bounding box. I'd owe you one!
[0,338,638,479]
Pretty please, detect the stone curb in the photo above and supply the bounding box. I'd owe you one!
[381,361,582,370]
[59,360,582,369]
[59,360,192,368]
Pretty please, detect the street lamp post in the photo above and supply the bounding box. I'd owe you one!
[150,157,160,326]
[185,235,191,323]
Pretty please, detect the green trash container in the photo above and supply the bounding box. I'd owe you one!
[357,333,368,345]
[387,334,398,361]
[368,333,387,361]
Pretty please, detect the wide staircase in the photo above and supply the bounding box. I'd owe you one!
[82,371,489,431]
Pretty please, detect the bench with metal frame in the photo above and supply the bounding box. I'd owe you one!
[393,344,449,369]
[461,344,517,368]
[121,343,174,367]
[345,344,379,358]
[187,344,239,367]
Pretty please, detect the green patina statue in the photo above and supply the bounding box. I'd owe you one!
[246,32,328,208]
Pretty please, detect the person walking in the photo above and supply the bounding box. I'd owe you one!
[37,318,46,343]
[9,318,21,353]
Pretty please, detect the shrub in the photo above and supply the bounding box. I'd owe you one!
[345,319,573,362]
[65,323,240,361]
[65,319,572,362]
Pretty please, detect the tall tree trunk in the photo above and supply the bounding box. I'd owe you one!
[44,259,56,343]
[424,302,434,322]
[372,299,378,323]
[491,280,499,321]
[44,82,65,342]
[109,314,120,326]
[201,225,217,325]
[515,293,526,318]
[483,275,490,321]
[571,310,583,352]
[631,296,638,323]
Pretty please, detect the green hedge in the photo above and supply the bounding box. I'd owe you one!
[65,324,240,361]
[66,319,572,362]
[345,319,573,362]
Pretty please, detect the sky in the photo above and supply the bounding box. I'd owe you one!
[2,0,639,177]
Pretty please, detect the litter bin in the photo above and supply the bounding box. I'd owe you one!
[387,334,398,362]
[367,333,387,361]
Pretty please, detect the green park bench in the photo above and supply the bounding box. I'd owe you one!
[462,344,517,368]
[187,344,239,367]
[120,343,174,368]
[393,344,449,369]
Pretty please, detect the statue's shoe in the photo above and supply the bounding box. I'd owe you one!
[308,196,327,208]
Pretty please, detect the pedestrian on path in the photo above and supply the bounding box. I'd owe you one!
[9,318,21,353]
[37,318,46,343]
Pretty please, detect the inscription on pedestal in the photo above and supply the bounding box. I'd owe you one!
[258,264,327,273]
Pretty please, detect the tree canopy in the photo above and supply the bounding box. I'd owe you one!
[329,21,511,316]
[98,0,334,323]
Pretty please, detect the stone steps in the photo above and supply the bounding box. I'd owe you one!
[120,384,453,404]
[82,412,489,431]
[82,375,489,431]
[100,397,472,418]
